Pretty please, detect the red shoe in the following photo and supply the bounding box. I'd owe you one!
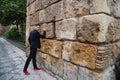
[23,70,30,75]
[33,67,41,70]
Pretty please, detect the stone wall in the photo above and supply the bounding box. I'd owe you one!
[26,0,120,80]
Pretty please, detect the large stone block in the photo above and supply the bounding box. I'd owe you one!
[40,39,62,58]
[107,0,120,17]
[27,0,35,6]
[78,66,115,80]
[50,58,64,77]
[77,14,120,43]
[90,0,110,14]
[30,12,39,25]
[112,41,120,61]
[41,23,55,38]
[62,41,97,69]
[36,0,61,11]
[96,44,113,70]
[27,1,36,15]
[78,67,98,80]
[39,1,64,23]
[25,16,31,51]
[63,0,91,18]
[42,55,64,77]
[63,62,78,80]
[56,18,77,40]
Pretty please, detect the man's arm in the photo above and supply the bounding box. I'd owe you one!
[40,31,46,38]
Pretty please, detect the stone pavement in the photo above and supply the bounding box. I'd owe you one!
[0,37,57,80]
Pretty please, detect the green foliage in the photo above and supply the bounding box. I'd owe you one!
[0,0,26,26]
[4,27,25,43]
[4,27,19,39]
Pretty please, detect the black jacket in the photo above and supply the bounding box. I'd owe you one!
[28,30,46,48]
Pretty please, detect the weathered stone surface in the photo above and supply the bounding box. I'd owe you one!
[78,66,115,80]
[39,10,46,23]
[107,0,120,17]
[90,0,110,14]
[63,0,91,18]
[27,0,35,6]
[77,14,120,43]
[63,62,78,80]
[25,16,31,52]
[106,19,120,42]
[39,1,64,23]
[112,41,120,61]
[36,0,61,11]
[56,18,77,40]
[40,39,62,58]
[42,55,64,77]
[51,58,64,77]
[78,67,98,80]
[102,66,115,80]
[27,1,36,15]
[41,23,54,38]
[30,12,39,25]
[63,41,96,69]
[96,44,113,70]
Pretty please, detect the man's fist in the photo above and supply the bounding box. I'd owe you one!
[42,28,46,31]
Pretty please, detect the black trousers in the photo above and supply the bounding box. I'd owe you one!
[24,47,37,71]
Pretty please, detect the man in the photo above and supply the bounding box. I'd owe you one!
[23,24,46,75]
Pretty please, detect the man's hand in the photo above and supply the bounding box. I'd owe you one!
[42,28,46,31]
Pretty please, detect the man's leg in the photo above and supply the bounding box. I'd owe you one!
[32,48,37,68]
[32,48,41,70]
[24,48,33,71]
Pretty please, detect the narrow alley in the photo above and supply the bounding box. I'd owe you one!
[0,37,57,80]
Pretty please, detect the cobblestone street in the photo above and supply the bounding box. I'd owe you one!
[0,37,57,80]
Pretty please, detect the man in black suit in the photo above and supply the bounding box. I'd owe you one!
[23,24,46,75]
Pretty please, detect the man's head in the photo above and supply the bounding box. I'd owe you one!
[34,24,41,31]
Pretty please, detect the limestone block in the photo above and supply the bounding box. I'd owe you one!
[39,10,46,23]
[106,19,120,42]
[107,0,120,17]
[56,18,77,40]
[26,16,31,51]
[51,58,64,77]
[77,14,120,43]
[78,66,115,80]
[90,0,110,14]
[63,62,78,80]
[96,44,113,69]
[112,41,120,61]
[63,0,91,18]
[36,0,60,11]
[27,0,35,6]
[36,52,45,66]
[40,39,62,58]
[39,1,64,23]
[30,12,39,25]
[27,1,36,15]
[45,1,64,21]
[43,55,64,77]
[41,23,54,38]
[62,41,96,69]
[44,55,52,70]
[78,67,98,80]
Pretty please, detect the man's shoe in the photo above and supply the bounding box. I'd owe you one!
[23,70,30,75]
[33,67,41,70]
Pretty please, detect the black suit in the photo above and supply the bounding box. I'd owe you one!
[24,30,46,71]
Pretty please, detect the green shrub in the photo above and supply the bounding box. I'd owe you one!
[4,27,25,44]
[4,27,19,39]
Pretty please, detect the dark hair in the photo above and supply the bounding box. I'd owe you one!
[34,23,42,27]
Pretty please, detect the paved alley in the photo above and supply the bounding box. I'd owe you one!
[0,37,57,80]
